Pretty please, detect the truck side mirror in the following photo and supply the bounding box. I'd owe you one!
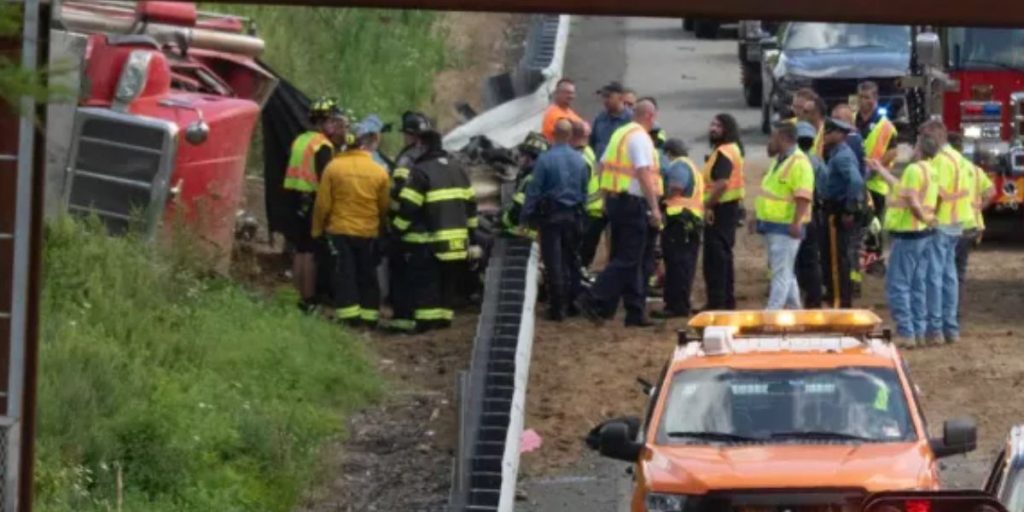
[931,417,977,458]
[915,32,943,69]
[590,417,643,463]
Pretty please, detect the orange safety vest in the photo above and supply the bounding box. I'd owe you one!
[664,157,704,219]
[283,131,333,193]
[702,142,745,203]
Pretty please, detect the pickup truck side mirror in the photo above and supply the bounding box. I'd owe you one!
[586,417,643,462]
[930,417,977,458]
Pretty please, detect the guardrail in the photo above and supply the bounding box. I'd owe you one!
[443,14,571,151]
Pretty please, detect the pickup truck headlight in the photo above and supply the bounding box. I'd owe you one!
[646,493,690,512]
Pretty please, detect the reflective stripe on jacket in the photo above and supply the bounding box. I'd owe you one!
[865,117,897,196]
[755,149,815,225]
[884,161,938,233]
[392,152,478,261]
[599,122,663,196]
[702,142,745,203]
[932,147,974,227]
[284,131,333,193]
[664,157,704,220]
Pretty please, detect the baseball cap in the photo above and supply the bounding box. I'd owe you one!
[597,81,626,96]
[795,121,818,140]
[824,117,855,134]
[354,114,384,139]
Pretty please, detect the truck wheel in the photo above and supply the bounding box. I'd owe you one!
[694,20,718,40]
[741,63,762,108]
[683,19,694,32]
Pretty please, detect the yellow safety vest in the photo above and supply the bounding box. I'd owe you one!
[755,149,815,224]
[664,157,704,220]
[932,147,975,227]
[812,125,825,159]
[864,117,897,197]
[580,146,604,217]
[968,164,994,230]
[599,122,662,196]
[884,161,938,233]
[283,131,333,193]
[702,142,745,203]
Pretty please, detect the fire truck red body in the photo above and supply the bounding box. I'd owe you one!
[54,1,276,263]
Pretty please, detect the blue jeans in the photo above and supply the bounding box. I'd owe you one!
[926,232,960,337]
[886,235,932,338]
[764,233,802,310]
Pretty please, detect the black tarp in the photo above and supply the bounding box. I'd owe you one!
[260,62,311,237]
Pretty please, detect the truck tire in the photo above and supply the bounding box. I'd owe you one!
[683,19,694,32]
[694,20,718,40]
[741,62,762,108]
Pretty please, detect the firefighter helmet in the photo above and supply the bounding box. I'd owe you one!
[401,111,434,136]
[310,96,344,124]
[518,132,549,159]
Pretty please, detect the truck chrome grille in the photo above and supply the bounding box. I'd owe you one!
[64,107,177,237]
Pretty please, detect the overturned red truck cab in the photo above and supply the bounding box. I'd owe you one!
[51,1,276,263]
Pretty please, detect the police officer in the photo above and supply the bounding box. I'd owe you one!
[383,112,433,333]
[522,119,589,321]
[820,117,866,309]
[391,126,477,332]
[794,121,827,309]
[502,132,549,239]
[282,97,348,312]
[576,99,663,327]
[702,113,745,311]
[652,138,703,319]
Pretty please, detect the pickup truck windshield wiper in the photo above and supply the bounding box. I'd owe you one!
[770,430,874,442]
[666,431,765,443]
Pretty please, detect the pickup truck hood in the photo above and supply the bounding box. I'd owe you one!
[777,49,910,79]
[644,443,934,494]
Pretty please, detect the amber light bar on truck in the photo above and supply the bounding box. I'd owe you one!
[688,310,882,335]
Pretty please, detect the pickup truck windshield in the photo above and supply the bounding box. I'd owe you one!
[658,366,916,444]
[948,27,1024,70]
[784,23,910,52]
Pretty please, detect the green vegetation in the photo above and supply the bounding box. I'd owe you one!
[35,218,380,511]
[206,5,451,156]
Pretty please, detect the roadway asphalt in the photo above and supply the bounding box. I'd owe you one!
[516,16,768,511]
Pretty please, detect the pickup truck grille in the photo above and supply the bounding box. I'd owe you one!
[64,107,177,237]
[687,488,866,512]
[813,78,905,112]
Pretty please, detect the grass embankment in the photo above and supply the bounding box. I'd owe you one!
[35,219,379,511]
[205,4,453,162]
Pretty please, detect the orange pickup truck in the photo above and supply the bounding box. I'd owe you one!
[589,310,978,512]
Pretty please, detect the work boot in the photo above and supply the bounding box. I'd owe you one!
[651,309,688,320]
[924,333,942,347]
[297,299,318,315]
[545,309,566,323]
[945,333,960,345]
[574,295,604,326]
[625,317,657,328]
[895,336,919,350]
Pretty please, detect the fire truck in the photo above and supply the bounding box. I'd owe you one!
[910,27,1024,214]
[48,1,277,264]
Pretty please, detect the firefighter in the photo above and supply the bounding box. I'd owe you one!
[502,132,549,239]
[312,116,391,328]
[282,97,348,313]
[382,111,433,333]
[522,119,589,321]
[652,138,703,319]
[820,117,865,309]
[392,125,477,332]
[867,133,940,349]
[702,113,745,311]
[794,121,827,309]
[576,98,663,328]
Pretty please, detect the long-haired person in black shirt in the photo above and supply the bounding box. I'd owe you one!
[701,113,746,311]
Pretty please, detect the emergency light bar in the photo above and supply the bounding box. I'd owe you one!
[688,309,882,335]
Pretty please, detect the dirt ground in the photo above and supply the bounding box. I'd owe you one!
[519,163,1024,487]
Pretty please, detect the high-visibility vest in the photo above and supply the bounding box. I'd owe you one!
[664,157,704,220]
[283,131,333,193]
[812,126,825,159]
[755,149,814,225]
[932,147,974,227]
[884,161,938,233]
[599,122,663,196]
[580,146,604,218]
[864,117,897,196]
[702,142,745,203]
[968,164,994,230]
